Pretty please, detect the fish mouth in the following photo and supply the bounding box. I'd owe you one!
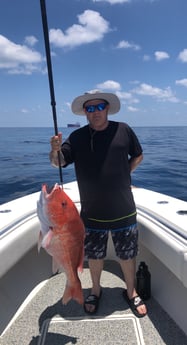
[46,185,54,194]
[42,183,62,196]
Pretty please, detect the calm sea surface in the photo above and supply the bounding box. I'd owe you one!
[0,126,187,205]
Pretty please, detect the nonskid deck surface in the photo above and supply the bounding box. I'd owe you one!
[0,261,186,345]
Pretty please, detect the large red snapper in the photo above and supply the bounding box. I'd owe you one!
[37,183,85,305]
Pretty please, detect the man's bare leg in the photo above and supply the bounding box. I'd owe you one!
[84,259,103,313]
[120,257,147,316]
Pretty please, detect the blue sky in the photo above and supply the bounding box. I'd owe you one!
[1,0,187,127]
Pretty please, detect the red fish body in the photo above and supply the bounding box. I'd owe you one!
[37,183,85,305]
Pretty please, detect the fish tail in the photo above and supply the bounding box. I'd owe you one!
[62,279,83,305]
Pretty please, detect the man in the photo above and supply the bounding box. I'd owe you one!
[50,91,147,317]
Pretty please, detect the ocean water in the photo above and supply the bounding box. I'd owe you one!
[0,126,187,205]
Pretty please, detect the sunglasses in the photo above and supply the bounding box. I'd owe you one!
[84,102,108,113]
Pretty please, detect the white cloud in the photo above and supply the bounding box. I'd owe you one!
[178,49,187,63]
[143,54,151,61]
[176,78,187,87]
[96,80,121,90]
[65,102,71,109]
[93,82,139,105]
[92,0,156,4]
[117,91,132,100]
[92,0,130,4]
[133,83,179,103]
[129,80,140,85]
[116,40,141,51]
[116,91,139,104]
[127,106,139,112]
[49,10,110,48]
[154,51,170,61]
[24,35,38,47]
[0,34,44,74]
[21,108,29,113]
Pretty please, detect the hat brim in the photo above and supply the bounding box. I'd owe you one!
[71,92,120,115]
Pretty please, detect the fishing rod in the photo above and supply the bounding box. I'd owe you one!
[40,0,63,184]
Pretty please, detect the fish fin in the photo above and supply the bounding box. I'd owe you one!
[52,258,60,275]
[41,229,54,249]
[77,263,83,273]
[38,231,43,252]
[62,280,83,305]
[77,247,84,273]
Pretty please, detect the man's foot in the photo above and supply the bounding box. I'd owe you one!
[84,290,102,314]
[123,289,147,318]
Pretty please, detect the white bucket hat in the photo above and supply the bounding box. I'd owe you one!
[71,90,121,115]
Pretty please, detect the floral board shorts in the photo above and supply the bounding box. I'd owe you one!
[84,223,138,260]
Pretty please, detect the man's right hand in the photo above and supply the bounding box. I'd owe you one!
[50,132,62,152]
[49,132,66,167]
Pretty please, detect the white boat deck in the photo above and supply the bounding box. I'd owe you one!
[1,261,187,345]
[1,181,187,344]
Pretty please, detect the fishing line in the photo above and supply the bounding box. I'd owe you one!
[40,0,63,184]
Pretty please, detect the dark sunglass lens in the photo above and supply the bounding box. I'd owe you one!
[97,103,106,111]
[86,105,95,112]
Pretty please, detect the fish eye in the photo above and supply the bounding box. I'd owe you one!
[61,201,67,208]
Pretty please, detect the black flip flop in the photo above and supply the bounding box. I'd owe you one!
[123,289,147,318]
[84,291,102,314]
